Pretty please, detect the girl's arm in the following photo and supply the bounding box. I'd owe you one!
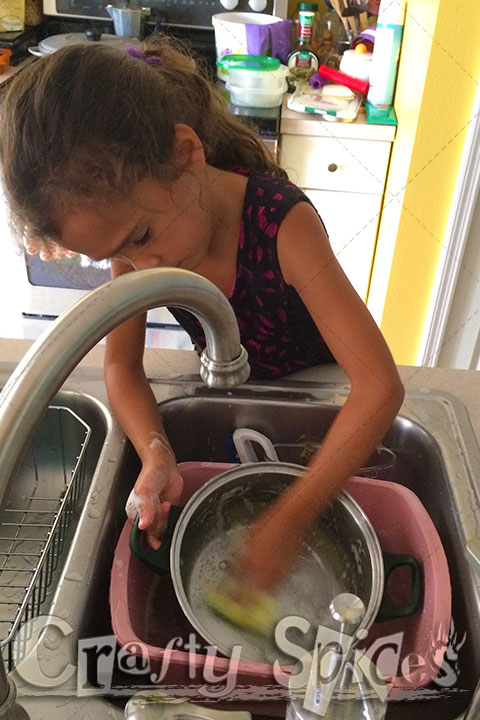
[237,202,404,591]
[104,259,183,548]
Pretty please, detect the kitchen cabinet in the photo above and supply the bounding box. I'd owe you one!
[279,101,396,300]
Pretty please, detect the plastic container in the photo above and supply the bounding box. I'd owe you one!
[226,80,287,108]
[212,12,284,80]
[218,54,288,90]
[340,47,373,82]
[110,462,451,711]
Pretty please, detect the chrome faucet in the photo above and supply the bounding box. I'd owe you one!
[0,267,250,717]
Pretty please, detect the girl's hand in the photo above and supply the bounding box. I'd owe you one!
[23,236,77,261]
[125,453,184,550]
[232,504,306,593]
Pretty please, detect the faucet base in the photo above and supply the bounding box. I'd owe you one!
[200,346,250,389]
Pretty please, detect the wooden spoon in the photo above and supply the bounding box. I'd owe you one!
[356,0,369,30]
[330,0,351,35]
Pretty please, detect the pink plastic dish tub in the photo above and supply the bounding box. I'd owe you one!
[110,461,451,713]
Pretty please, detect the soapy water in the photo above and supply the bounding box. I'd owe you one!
[142,479,371,665]
[187,526,347,665]
[172,483,370,665]
[183,486,364,668]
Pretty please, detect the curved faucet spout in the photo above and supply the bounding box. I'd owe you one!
[0,268,250,509]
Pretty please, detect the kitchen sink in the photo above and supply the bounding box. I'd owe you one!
[1,272,478,719]
[0,389,111,671]
[64,381,480,720]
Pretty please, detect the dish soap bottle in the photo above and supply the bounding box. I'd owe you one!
[287,9,319,82]
[366,0,406,107]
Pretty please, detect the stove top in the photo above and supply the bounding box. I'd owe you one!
[33,18,281,138]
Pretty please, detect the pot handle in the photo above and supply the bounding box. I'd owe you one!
[232,428,279,463]
[28,46,43,56]
[129,505,183,575]
[376,551,424,620]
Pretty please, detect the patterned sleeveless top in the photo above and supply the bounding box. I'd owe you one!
[169,172,334,380]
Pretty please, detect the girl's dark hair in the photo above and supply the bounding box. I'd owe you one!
[0,34,286,243]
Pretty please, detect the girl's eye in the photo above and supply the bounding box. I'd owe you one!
[133,229,151,247]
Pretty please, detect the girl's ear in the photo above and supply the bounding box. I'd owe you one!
[173,124,206,173]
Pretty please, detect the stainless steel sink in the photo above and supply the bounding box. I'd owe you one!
[62,380,480,720]
[0,256,477,720]
[0,388,110,672]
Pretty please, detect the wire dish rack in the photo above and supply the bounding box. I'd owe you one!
[0,405,91,670]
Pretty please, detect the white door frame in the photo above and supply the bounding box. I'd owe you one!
[417,72,480,367]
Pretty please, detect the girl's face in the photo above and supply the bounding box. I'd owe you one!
[56,171,214,272]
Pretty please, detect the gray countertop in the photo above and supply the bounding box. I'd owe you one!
[1,338,479,443]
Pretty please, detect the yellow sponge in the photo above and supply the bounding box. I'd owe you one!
[204,577,278,637]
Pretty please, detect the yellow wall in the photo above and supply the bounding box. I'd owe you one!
[368,0,480,365]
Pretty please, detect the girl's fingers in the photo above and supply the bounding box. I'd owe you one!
[23,236,78,261]
[138,504,155,530]
[23,239,40,254]
[145,532,162,551]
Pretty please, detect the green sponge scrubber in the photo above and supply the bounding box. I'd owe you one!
[204,577,278,638]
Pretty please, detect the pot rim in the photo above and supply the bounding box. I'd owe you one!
[170,461,384,663]
[34,32,138,55]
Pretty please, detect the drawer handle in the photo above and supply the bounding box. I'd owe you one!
[328,163,338,173]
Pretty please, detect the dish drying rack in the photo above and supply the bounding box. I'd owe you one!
[0,405,91,670]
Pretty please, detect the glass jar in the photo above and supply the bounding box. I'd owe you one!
[290,2,321,51]
[287,9,320,81]
[314,8,350,68]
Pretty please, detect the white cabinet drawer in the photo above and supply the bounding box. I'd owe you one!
[280,135,392,195]
[304,189,383,300]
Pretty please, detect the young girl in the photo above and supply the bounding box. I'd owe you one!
[0,37,404,594]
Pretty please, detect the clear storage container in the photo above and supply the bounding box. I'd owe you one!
[218,54,288,89]
[226,81,287,108]
[219,55,288,107]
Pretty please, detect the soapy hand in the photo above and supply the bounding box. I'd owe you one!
[125,454,183,550]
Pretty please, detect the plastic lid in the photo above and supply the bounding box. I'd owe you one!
[217,54,281,71]
[298,2,318,10]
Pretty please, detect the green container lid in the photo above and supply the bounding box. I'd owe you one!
[217,54,281,72]
[298,2,319,10]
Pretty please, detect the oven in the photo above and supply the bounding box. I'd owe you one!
[42,0,288,25]
[16,0,285,322]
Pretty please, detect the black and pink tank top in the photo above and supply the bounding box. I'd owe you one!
[169,172,334,380]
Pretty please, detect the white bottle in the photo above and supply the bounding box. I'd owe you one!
[367,0,406,108]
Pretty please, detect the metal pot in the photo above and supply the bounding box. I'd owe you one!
[169,462,387,665]
[28,31,137,57]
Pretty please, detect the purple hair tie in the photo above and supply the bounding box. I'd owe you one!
[126,44,163,66]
